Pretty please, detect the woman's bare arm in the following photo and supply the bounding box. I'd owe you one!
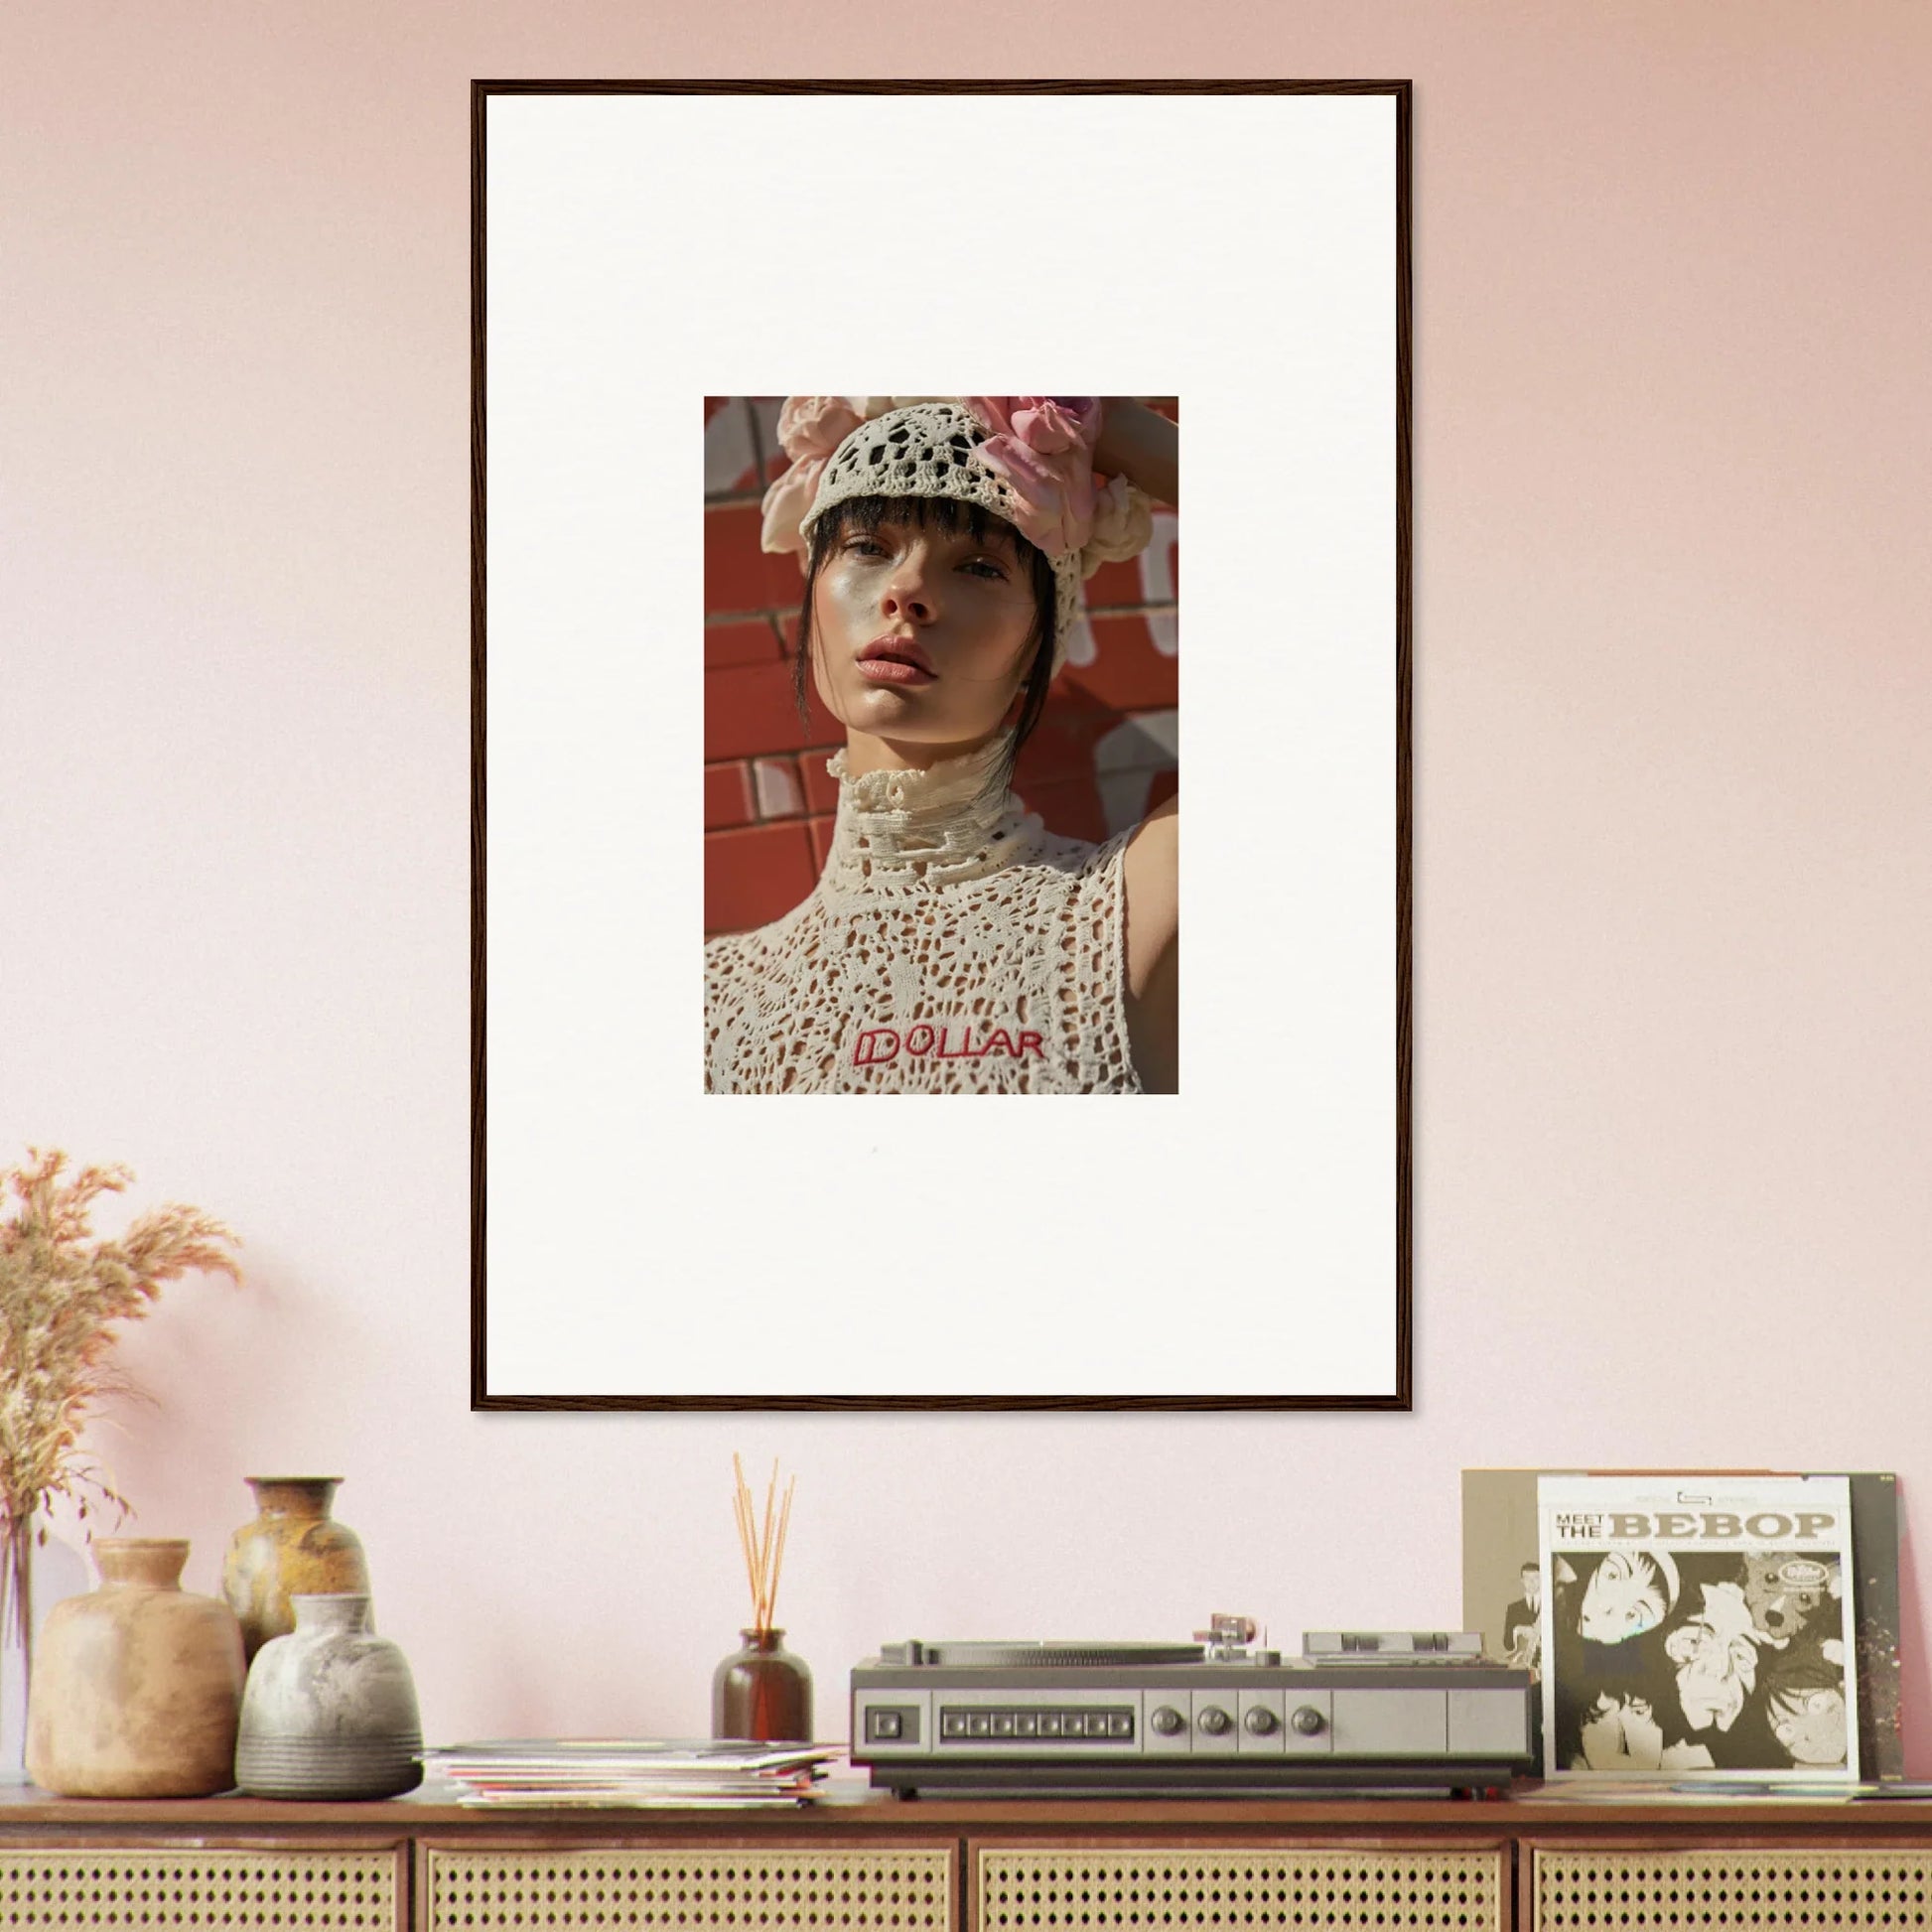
[1095,396,1179,1088]
[1122,790,1178,1091]
[1093,398,1178,507]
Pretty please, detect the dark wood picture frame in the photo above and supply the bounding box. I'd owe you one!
[472,79,1413,1412]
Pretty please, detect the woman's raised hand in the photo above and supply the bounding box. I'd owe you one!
[1093,398,1178,508]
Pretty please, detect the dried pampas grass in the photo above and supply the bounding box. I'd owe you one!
[0,1148,242,1652]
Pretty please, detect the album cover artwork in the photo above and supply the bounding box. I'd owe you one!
[1537,1473,1858,1782]
[1461,1467,1900,1781]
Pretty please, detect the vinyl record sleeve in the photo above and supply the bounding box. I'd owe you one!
[1537,1473,1858,1783]
[1460,1467,1900,1781]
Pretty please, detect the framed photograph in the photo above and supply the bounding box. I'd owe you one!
[475,80,1411,1408]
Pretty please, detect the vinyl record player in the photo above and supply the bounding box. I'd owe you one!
[849,1616,1534,1796]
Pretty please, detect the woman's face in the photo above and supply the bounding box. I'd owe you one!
[809,507,1041,754]
[1577,1552,1670,1643]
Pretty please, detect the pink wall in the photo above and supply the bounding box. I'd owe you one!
[4,4,1929,1763]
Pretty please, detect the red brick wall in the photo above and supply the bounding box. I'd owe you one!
[704,396,1179,938]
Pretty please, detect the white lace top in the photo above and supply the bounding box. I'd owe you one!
[704,735,1143,1094]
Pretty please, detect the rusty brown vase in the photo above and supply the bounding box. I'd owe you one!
[25,1538,245,1797]
[221,1476,371,1660]
[712,1628,813,1742]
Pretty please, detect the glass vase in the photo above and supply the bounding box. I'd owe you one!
[712,1627,812,1743]
[0,1516,89,1782]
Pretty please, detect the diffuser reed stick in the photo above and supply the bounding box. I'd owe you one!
[732,1453,796,1634]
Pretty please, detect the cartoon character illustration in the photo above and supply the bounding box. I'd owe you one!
[1572,1687,1720,1774]
[1767,1676,1849,1765]
[1740,1553,1838,1646]
[1574,1548,1680,1645]
[1575,1689,1664,1770]
[1664,1580,1761,1735]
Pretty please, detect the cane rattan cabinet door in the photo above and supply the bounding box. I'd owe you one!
[1532,1845,1932,1929]
[975,1844,1504,1931]
[0,1846,402,1930]
[422,1842,956,1929]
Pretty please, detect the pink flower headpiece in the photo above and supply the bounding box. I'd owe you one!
[757,396,869,565]
[958,396,1104,560]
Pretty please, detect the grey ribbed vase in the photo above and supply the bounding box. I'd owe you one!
[235,1593,422,1799]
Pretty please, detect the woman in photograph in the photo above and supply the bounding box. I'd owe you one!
[704,396,1178,1095]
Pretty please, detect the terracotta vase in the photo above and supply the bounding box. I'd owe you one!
[221,1477,370,1660]
[712,1627,813,1742]
[236,1592,422,1800]
[25,1538,245,1797]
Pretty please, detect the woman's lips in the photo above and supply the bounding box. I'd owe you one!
[855,658,937,687]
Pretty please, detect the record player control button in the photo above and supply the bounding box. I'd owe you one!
[967,1714,992,1737]
[1040,1714,1063,1736]
[1108,1713,1134,1737]
[1243,1706,1279,1735]
[992,1713,1016,1736]
[1197,1706,1233,1736]
[941,1712,967,1737]
[1291,1705,1326,1736]
[1016,1713,1038,1736]
[1151,1705,1185,1736]
[871,1710,903,1739]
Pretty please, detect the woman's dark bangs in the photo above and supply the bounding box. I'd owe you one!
[813,492,1032,565]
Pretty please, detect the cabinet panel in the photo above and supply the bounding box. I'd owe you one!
[0,1848,400,1930]
[1533,1847,1932,1929]
[423,1845,955,1930]
[976,1847,1504,1930]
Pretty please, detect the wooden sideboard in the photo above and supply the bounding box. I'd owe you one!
[3,1784,1932,1929]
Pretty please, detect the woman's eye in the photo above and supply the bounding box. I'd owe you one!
[841,537,1002,575]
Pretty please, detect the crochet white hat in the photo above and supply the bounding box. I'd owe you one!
[765,397,1155,680]
[801,402,1086,674]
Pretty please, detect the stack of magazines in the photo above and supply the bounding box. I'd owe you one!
[419,1739,843,1807]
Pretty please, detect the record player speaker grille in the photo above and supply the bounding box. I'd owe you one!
[977,1848,1503,1931]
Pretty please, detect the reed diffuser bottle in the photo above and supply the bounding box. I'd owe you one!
[712,1456,811,1743]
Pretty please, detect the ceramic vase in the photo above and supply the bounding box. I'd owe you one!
[235,1592,422,1799]
[712,1627,813,1742]
[221,1476,370,1660]
[25,1538,245,1798]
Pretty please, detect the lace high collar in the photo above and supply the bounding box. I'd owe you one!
[819,732,1035,898]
